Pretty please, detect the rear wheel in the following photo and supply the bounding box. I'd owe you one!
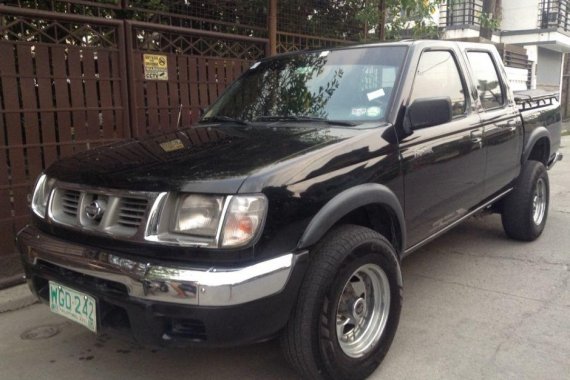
[281,225,402,380]
[501,160,549,241]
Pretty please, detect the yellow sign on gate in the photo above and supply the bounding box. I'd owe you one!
[143,54,168,80]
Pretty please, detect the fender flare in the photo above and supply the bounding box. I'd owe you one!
[297,183,406,254]
[522,126,550,163]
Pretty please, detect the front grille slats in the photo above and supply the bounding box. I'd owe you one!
[61,190,80,217]
[120,206,147,213]
[118,198,148,228]
[50,187,151,238]
[117,218,143,227]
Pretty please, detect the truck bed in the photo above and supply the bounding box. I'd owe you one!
[515,89,562,164]
[514,89,559,111]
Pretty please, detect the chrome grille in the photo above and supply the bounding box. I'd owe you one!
[61,190,80,217]
[118,198,148,228]
[49,186,154,238]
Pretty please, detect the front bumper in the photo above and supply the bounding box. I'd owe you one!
[17,225,308,346]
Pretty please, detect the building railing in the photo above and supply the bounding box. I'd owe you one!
[538,0,570,31]
[439,0,483,28]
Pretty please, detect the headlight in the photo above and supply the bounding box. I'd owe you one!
[31,173,55,218]
[221,195,267,248]
[173,194,224,237]
[152,193,267,248]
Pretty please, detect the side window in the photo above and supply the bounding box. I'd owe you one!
[410,51,466,117]
[467,51,504,109]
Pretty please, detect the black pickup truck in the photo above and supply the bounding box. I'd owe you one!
[17,40,562,379]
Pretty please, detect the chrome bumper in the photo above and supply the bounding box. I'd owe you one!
[18,225,301,307]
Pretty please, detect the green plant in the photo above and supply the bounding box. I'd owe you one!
[354,0,444,41]
[480,11,500,30]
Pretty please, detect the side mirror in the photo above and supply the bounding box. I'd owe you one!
[406,97,452,131]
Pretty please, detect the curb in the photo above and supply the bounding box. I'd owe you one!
[0,273,25,290]
[0,283,38,314]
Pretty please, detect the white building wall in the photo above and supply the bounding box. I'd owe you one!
[536,47,564,91]
[505,67,530,91]
[501,0,539,31]
[442,28,481,39]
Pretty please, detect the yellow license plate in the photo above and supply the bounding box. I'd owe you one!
[49,281,97,333]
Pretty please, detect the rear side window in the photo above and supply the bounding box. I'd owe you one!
[410,51,466,117]
[467,51,504,109]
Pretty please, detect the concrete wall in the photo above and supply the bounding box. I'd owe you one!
[501,0,539,31]
[536,47,563,91]
[442,28,481,39]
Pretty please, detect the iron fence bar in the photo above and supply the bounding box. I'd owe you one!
[53,0,122,10]
[0,4,123,27]
[269,0,277,56]
[0,106,124,113]
[0,138,118,151]
[123,3,267,33]
[117,21,131,139]
[277,31,353,44]
[124,20,139,138]
[126,20,269,45]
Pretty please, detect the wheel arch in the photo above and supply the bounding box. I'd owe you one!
[297,184,406,256]
[523,127,551,165]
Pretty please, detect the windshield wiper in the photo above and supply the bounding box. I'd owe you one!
[200,115,249,126]
[255,115,357,126]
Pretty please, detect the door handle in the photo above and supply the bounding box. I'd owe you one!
[506,119,518,132]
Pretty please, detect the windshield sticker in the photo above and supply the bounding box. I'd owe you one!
[366,107,382,117]
[367,88,385,101]
[351,108,367,117]
[319,50,330,58]
[159,139,184,152]
[250,62,261,70]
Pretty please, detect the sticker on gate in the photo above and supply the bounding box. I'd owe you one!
[143,54,169,81]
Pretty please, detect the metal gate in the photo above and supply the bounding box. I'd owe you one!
[125,21,266,136]
[0,5,268,284]
[0,7,132,284]
[0,1,359,285]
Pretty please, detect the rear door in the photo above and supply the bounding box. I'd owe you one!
[465,50,522,197]
[399,48,485,247]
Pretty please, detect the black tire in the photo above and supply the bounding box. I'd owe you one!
[281,225,402,380]
[501,160,549,241]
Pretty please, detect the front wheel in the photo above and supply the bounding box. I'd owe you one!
[501,160,549,241]
[281,225,402,380]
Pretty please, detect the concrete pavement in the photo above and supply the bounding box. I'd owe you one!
[0,137,568,379]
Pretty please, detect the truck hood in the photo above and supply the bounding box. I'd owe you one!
[46,124,351,193]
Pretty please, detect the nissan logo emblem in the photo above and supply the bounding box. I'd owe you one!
[85,200,106,220]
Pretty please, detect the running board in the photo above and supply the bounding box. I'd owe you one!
[402,188,513,258]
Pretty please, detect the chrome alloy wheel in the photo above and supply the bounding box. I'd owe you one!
[532,178,547,225]
[335,263,390,358]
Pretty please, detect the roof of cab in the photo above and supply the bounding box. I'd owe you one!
[261,39,496,62]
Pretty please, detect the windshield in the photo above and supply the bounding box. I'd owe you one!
[203,46,408,124]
